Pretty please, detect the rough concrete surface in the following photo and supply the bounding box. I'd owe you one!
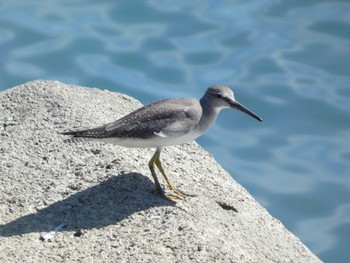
[0,80,321,262]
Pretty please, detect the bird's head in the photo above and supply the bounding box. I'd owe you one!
[202,85,262,122]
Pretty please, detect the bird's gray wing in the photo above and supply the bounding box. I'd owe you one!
[62,98,200,140]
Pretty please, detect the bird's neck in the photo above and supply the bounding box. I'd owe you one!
[197,97,221,134]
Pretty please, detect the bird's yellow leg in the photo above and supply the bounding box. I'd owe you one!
[154,150,195,199]
[149,149,182,203]
[148,151,162,194]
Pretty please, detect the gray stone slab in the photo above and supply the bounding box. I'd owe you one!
[0,80,322,263]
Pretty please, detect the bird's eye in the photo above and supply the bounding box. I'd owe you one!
[216,93,222,99]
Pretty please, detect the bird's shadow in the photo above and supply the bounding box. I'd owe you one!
[0,173,172,237]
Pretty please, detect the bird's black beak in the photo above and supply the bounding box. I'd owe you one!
[229,100,262,122]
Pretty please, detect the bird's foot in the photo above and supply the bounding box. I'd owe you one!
[153,186,192,203]
[158,187,197,203]
[171,188,197,198]
[153,187,184,203]
[165,183,198,199]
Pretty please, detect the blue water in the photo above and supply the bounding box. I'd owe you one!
[1,1,350,262]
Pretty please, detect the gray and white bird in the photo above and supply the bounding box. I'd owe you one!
[62,85,262,202]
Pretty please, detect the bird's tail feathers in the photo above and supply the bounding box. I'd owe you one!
[62,136,94,143]
[60,129,95,143]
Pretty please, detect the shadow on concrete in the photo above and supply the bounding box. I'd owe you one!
[0,172,172,237]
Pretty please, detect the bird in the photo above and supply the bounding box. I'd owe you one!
[61,85,262,202]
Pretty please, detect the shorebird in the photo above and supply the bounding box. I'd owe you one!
[62,85,262,202]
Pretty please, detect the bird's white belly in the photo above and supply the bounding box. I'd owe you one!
[98,129,203,148]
